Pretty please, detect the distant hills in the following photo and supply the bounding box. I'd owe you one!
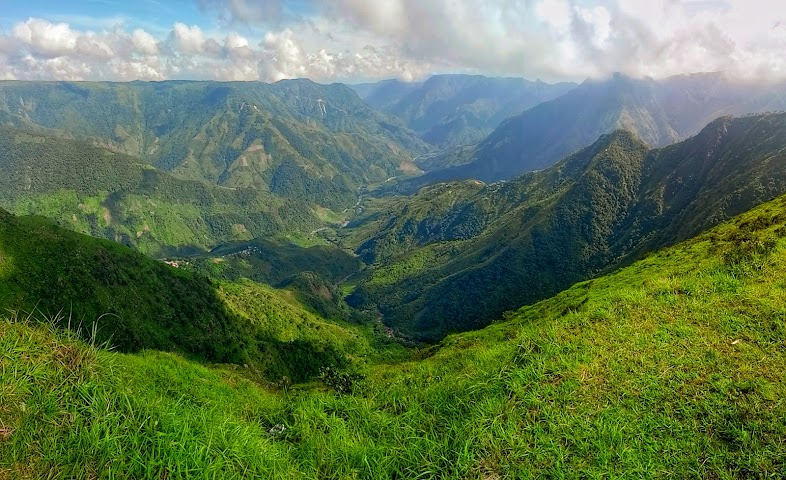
[344,113,786,339]
[0,128,322,256]
[0,79,431,210]
[353,74,576,148]
[6,73,786,477]
[411,72,786,184]
[6,74,786,341]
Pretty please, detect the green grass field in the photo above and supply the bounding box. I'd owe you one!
[4,194,786,477]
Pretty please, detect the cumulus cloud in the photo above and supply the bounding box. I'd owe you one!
[0,15,428,82]
[132,29,159,56]
[2,1,786,83]
[12,18,79,58]
[171,23,206,54]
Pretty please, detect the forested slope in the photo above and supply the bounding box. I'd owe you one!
[347,113,786,339]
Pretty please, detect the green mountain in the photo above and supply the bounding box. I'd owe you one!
[345,113,786,339]
[0,208,372,382]
[415,72,786,184]
[0,79,431,210]
[5,189,786,477]
[0,127,328,256]
[185,238,365,322]
[354,74,576,149]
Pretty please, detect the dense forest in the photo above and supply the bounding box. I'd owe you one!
[343,113,786,339]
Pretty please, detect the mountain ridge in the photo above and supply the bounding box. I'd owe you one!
[353,74,577,148]
[0,79,432,210]
[345,112,786,339]
[0,207,371,382]
[0,127,326,255]
[6,184,786,477]
[410,72,786,185]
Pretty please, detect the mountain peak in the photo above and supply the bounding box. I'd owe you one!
[602,128,646,144]
[579,72,657,90]
[693,115,735,143]
[561,128,649,174]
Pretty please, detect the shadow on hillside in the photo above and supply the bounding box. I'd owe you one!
[0,210,348,383]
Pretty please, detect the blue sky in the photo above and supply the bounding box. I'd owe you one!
[2,0,218,34]
[0,1,784,83]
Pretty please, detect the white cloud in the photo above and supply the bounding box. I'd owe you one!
[224,32,255,60]
[224,32,249,50]
[19,55,93,81]
[261,28,307,81]
[132,29,159,56]
[171,22,206,54]
[13,18,78,57]
[75,33,115,59]
[537,0,573,31]
[109,55,166,81]
[2,1,786,83]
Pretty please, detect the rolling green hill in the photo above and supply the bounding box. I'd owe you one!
[5,189,786,477]
[0,79,431,210]
[0,208,372,382]
[345,113,786,339]
[353,74,576,148]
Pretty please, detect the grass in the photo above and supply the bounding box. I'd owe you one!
[5,195,786,477]
[0,313,295,479]
[0,209,380,383]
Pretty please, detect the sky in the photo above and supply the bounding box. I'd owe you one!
[0,0,785,83]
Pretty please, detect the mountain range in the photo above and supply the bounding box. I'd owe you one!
[353,74,576,148]
[0,127,324,256]
[0,79,431,210]
[0,207,372,382]
[408,72,786,185]
[5,71,786,477]
[6,178,786,477]
[4,75,786,340]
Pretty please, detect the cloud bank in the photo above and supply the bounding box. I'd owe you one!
[1,0,785,83]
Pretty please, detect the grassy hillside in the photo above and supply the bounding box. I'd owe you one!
[0,209,371,382]
[185,240,366,323]
[5,190,786,477]
[0,127,326,255]
[345,113,786,339]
